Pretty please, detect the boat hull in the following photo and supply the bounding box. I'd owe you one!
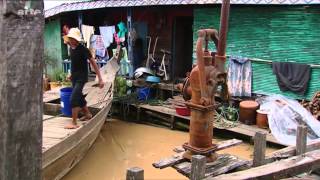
[42,102,112,180]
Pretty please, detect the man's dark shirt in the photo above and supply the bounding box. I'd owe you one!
[70,44,91,82]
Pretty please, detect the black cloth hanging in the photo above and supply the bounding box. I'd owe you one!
[272,62,311,95]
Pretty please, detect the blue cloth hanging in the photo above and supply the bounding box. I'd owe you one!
[227,56,252,97]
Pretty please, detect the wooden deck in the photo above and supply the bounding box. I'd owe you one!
[42,116,86,152]
[134,104,286,146]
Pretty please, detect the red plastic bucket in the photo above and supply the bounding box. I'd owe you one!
[175,106,191,116]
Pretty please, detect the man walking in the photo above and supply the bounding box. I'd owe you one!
[64,28,104,129]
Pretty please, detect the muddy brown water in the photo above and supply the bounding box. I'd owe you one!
[62,119,278,180]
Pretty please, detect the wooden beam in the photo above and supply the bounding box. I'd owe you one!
[207,149,320,180]
[43,103,61,116]
[153,139,242,169]
[296,125,307,155]
[190,155,206,180]
[253,132,266,167]
[226,124,285,146]
[174,154,249,178]
[246,139,320,166]
[0,1,44,180]
[126,167,144,180]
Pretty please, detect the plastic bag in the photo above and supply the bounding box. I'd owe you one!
[260,95,320,146]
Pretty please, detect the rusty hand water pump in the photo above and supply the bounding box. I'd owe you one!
[182,29,223,162]
[182,0,230,162]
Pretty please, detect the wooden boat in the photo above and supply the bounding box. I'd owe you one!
[42,100,112,180]
[42,57,119,180]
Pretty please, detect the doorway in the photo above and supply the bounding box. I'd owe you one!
[172,16,193,80]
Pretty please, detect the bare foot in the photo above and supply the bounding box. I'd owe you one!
[64,124,79,129]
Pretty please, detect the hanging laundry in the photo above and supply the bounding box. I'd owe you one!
[227,56,252,97]
[272,62,311,95]
[99,26,115,48]
[113,47,129,75]
[89,35,97,49]
[89,35,97,59]
[81,24,94,48]
[90,35,106,58]
[95,35,106,57]
[117,22,127,42]
[114,33,121,45]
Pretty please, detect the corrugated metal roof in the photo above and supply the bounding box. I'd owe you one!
[45,0,320,18]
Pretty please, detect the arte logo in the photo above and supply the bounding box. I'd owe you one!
[17,8,42,16]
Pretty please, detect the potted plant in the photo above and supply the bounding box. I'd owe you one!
[44,53,59,91]
[49,68,64,90]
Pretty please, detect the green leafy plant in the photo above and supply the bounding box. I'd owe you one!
[43,53,57,77]
[50,68,64,82]
[59,72,67,82]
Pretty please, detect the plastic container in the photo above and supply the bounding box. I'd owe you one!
[146,76,160,83]
[60,87,73,117]
[175,106,191,116]
[256,109,269,129]
[239,100,259,125]
[137,87,151,101]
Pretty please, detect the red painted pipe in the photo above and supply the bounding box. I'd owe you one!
[216,0,230,72]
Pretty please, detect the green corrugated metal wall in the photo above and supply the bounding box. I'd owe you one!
[44,18,63,76]
[193,6,320,99]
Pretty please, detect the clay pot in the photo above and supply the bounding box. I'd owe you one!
[256,109,269,129]
[239,100,259,125]
[49,82,61,90]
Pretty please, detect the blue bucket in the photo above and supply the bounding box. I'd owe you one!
[137,87,151,101]
[60,87,73,116]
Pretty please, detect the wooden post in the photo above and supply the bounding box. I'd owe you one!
[170,115,175,130]
[296,125,307,155]
[0,1,44,180]
[127,7,133,78]
[126,167,144,180]
[137,106,141,121]
[253,132,266,167]
[191,155,206,180]
[78,11,83,32]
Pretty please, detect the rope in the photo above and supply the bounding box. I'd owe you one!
[213,106,239,129]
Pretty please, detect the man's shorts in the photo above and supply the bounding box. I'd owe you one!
[70,81,86,108]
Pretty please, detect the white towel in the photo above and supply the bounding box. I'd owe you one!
[99,26,115,48]
[81,24,94,48]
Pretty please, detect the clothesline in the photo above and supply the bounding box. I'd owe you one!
[226,55,320,69]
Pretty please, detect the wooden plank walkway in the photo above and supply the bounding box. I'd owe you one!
[138,104,190,120]
[227,124,284,146]
[134,104,285,146]
[42,117,85,152]
[153,139,248,178]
